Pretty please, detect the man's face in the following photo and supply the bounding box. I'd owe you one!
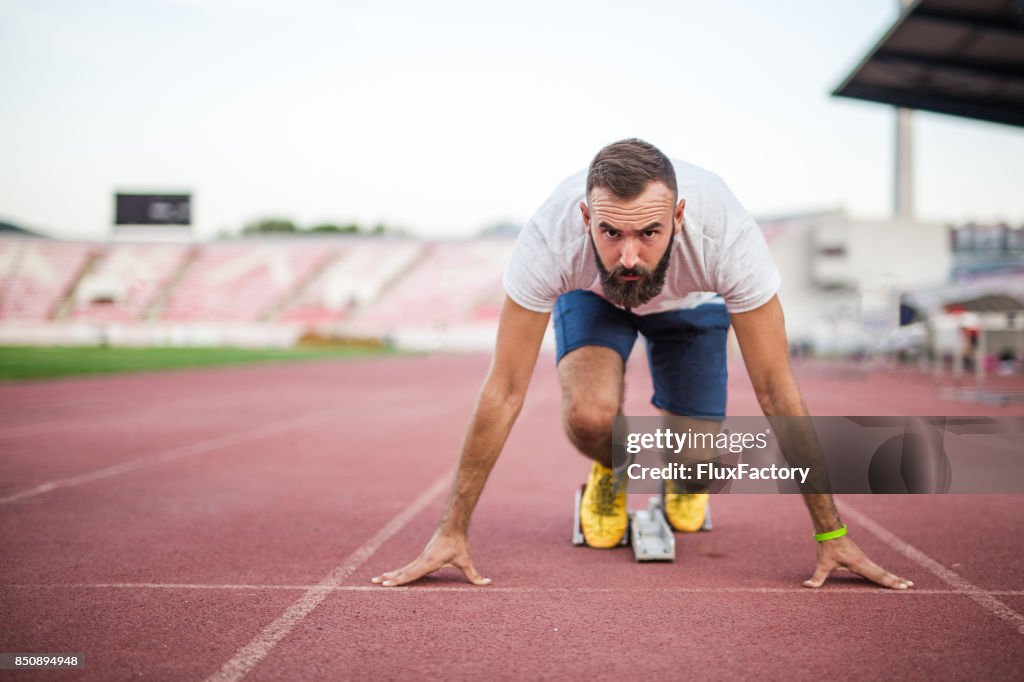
[581,181,685,309]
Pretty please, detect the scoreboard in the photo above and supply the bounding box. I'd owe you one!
[115,193,191,226]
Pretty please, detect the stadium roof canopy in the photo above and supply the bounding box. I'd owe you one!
[833,0,1024,128]
[0,221,46,238]
[901,272,1024,322]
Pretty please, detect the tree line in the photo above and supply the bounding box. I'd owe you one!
[240,218,400,236]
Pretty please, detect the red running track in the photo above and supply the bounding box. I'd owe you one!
[1,354,1023,680]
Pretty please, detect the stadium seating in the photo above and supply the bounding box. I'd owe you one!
[0,237,515,339]
[161,241,334,322]
[349,239,514,332]
[280,239,424,323]
[70,244,193,322]
[0,240,95,321]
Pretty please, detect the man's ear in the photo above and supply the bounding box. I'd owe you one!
[580,201,591,232]
[674,198,686,233]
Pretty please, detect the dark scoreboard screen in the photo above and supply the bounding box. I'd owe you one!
[115,193,191,225]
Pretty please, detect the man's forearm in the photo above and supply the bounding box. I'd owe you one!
[760,385,843,533]
[801,493,841,534]
[769,418,843,532]
[437,381,524,535]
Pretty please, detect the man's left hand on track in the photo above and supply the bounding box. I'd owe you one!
[371,531,492,587]
[803,536,914,590]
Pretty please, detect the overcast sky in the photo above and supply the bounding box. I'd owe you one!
[2,0,1023,241]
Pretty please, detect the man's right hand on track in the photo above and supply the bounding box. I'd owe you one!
[373,298,548,589]
[371,531,492,587]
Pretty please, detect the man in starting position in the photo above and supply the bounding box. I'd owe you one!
[373,139,913,590]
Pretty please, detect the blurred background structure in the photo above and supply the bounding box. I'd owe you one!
[1,0,1022,397]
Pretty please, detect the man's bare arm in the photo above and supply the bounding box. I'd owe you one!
[731,295,913,590]
[438,296,550,534]
[372,295,550,586]
[730,296,839,530]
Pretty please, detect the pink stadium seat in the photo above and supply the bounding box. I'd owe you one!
[71,244,193,322]
[160,241,335,322]
[0,240,95,321]
[350,240,514,332]
[280,239,424,323]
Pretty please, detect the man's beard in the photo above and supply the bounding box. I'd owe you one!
[590,226,674,310]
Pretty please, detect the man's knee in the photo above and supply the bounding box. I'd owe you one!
[564,401,617,446]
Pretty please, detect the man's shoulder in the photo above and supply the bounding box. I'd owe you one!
[536,168,587,215]
[672,159,752,240]
[672,159,733,201]
[525,170,588,245]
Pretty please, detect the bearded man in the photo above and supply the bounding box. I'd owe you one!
[373,138,913,590]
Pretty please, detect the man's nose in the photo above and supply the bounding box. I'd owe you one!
[620,239,640,269]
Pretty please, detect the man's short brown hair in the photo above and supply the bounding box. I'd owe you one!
[586,138,677,201]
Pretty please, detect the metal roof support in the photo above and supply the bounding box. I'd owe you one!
[895,106,915,220]
[894,0,916,221]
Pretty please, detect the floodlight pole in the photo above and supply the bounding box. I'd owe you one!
[894,107,914,220]
[893,0,915,221]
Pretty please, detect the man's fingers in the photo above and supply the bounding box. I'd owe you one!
[454,557,492,586]
[371,564,418,584]
[371,560,432,587]
[382,569,413,585]
[380,563,432,587]
[371,570,401,584]
[846,557,913,590]
[802,564,831,589]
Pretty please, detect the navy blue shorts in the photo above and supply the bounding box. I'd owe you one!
[553,290,730,418]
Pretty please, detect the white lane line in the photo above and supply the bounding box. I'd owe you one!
[838,500,1024,635]
[7,583,1024,596]
[0,407,343,505]
[203,470,452,682]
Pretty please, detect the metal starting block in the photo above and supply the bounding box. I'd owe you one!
[702,500,713,531]
[629,496,675,561]
[572,486,711,561]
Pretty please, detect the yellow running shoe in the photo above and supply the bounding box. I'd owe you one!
[663,479,709,532]
[580,461,628,548]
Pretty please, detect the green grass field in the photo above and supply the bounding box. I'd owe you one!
[0,345,392,381]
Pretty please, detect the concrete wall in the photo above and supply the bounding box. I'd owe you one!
[762,214,952,354]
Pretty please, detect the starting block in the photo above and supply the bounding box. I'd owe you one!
[629,496,675,561]
[572,485,712,562]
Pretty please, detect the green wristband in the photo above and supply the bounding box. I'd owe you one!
[814,524,847,542]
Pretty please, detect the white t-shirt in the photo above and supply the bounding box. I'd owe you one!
[503,160,780,316]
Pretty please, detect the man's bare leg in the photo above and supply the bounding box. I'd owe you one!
[560,345,630,547]
[558,346,624,468]
[655,410,720,531]
[655,409,722,473]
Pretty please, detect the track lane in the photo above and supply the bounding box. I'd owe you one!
[2,353,1023,680]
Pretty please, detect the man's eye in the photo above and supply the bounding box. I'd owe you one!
[604,230,621,239]
[643,230,658,239]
